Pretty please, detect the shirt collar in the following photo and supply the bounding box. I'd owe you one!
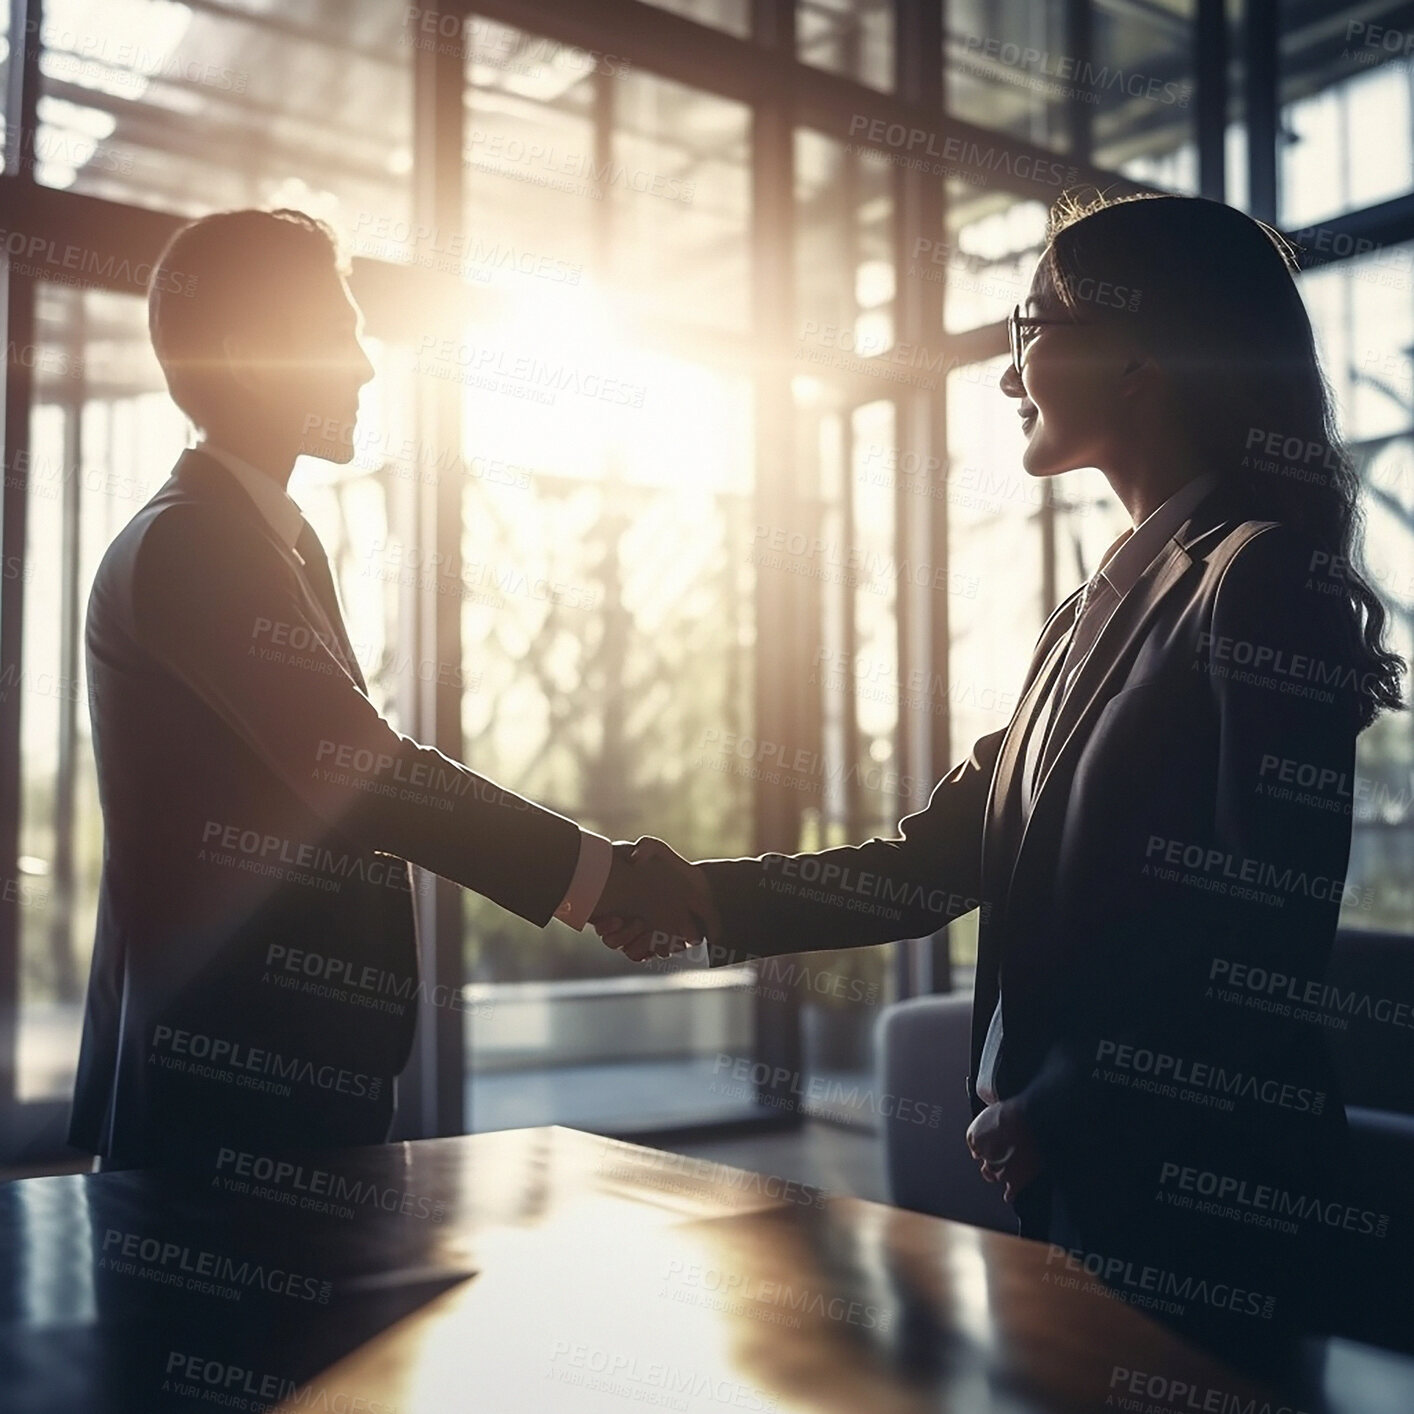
[1093,470,1222,600]
[196,439,305,550]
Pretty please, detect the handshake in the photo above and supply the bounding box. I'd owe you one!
[588,837,720,962]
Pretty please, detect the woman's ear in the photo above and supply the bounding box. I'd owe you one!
[1117,350,1161,400]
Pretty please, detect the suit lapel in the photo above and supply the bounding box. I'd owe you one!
[1033,536,1192,801]
[985,625,1071,845]
[292,532,369,695]
[977,586,1084,930]
[1004,481,1247,900]
[173,449,367,691]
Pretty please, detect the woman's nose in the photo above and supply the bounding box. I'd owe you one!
[1000,359,1023,398]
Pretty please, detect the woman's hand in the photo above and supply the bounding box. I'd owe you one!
[965,1098,1042,1204]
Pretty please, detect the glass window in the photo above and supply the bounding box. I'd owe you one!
[788,124,904,1121]
[637,0,750,37]
[301,327,412,733]
[946,1,1076,154]
[464,21,752,332]
[785,379,904,1121]
[940,184,1048,335]
[1281,21,1414,230]
[944,351,1047,964]
[1,5,9,155]
[799,0,894,92]
[945,353,1044,756]
[1301,245,1414,932]
[458,24,760,1133]
[1091,0,1198,190]
[462,15,600,279]
[35,0,412,227]
[948,0,1196,176]
[796,128,897,377]
[609,70,751,332]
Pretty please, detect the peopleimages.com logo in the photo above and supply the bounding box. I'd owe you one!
[148,1025,382,1103]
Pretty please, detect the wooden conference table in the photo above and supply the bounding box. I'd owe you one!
[0,1125,1410,1413]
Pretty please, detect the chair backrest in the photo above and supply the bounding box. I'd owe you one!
[874,993,1014,1233]
[1319,1106,1414,1353]
[1324,930,1414,1114]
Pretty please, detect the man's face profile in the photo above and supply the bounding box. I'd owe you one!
[215,264,374,465]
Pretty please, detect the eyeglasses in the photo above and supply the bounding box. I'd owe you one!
[1007,303,1081,379]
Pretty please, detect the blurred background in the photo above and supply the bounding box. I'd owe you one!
[1,0,1411,1181]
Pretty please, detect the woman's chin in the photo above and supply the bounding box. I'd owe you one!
[1020,443,1058,478]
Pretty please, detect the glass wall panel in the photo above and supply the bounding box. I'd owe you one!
[35,0,411,227]
[799,0,894,93]
[787,125,902,1124]
[948,1,1196,180]
[940,184,1048,335]
[944,352,1046,969]
[0,5,9,156]
[460,24,759,1134]
[946,2,1080,155]
[1281,12,1414,229]
[638,0,750,38]
[1092,0,1198,192]
[1302,244,1414,932]
[610,69,752,331]
[797,128,895,368]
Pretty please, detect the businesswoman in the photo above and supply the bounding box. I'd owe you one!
[598,192,1405,1363]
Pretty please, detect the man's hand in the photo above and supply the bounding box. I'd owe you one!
[590,836,720,962]
[965,1098,1042,1204]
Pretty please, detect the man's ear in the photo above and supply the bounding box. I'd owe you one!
[219,331,262,397]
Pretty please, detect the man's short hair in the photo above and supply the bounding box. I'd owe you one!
[148,208,346,427]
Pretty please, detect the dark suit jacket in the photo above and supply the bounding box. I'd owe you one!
[72,448,581,1167]
[698,479,1365,1258]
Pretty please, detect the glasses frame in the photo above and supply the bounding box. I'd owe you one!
[1007,303,1080,380]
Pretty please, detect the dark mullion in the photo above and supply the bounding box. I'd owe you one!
[1244,0,1279,223]
[748,0,803,1122]
[836,5,864,852]
[399,0,467,1142]
[0,270,35,1120]
[48,297,83,1010]
[1063,0,1094,163]
[840,404,861,843]
[892,0,948,998]
[1045,0,1100,624]
[4,0,40,180]
[0,0,44,1128]
[1195,0,1228,202]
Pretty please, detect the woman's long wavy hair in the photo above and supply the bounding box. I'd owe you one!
[1039,189,1405,730]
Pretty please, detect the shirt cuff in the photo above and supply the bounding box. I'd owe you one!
[553,829,614,931]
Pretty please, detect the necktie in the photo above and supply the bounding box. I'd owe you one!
[295,520,367,694]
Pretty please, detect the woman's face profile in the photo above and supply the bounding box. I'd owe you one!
[1001,253,1138,482]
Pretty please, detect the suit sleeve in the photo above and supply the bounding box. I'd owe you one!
[129,503,581,926]
[1016,523,1362,1178]
[695,724,1008,967]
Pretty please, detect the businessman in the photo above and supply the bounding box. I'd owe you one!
[72,208,697,1171]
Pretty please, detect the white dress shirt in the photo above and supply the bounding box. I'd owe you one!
[977,468,1221,1106]
[194,438,614,931]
